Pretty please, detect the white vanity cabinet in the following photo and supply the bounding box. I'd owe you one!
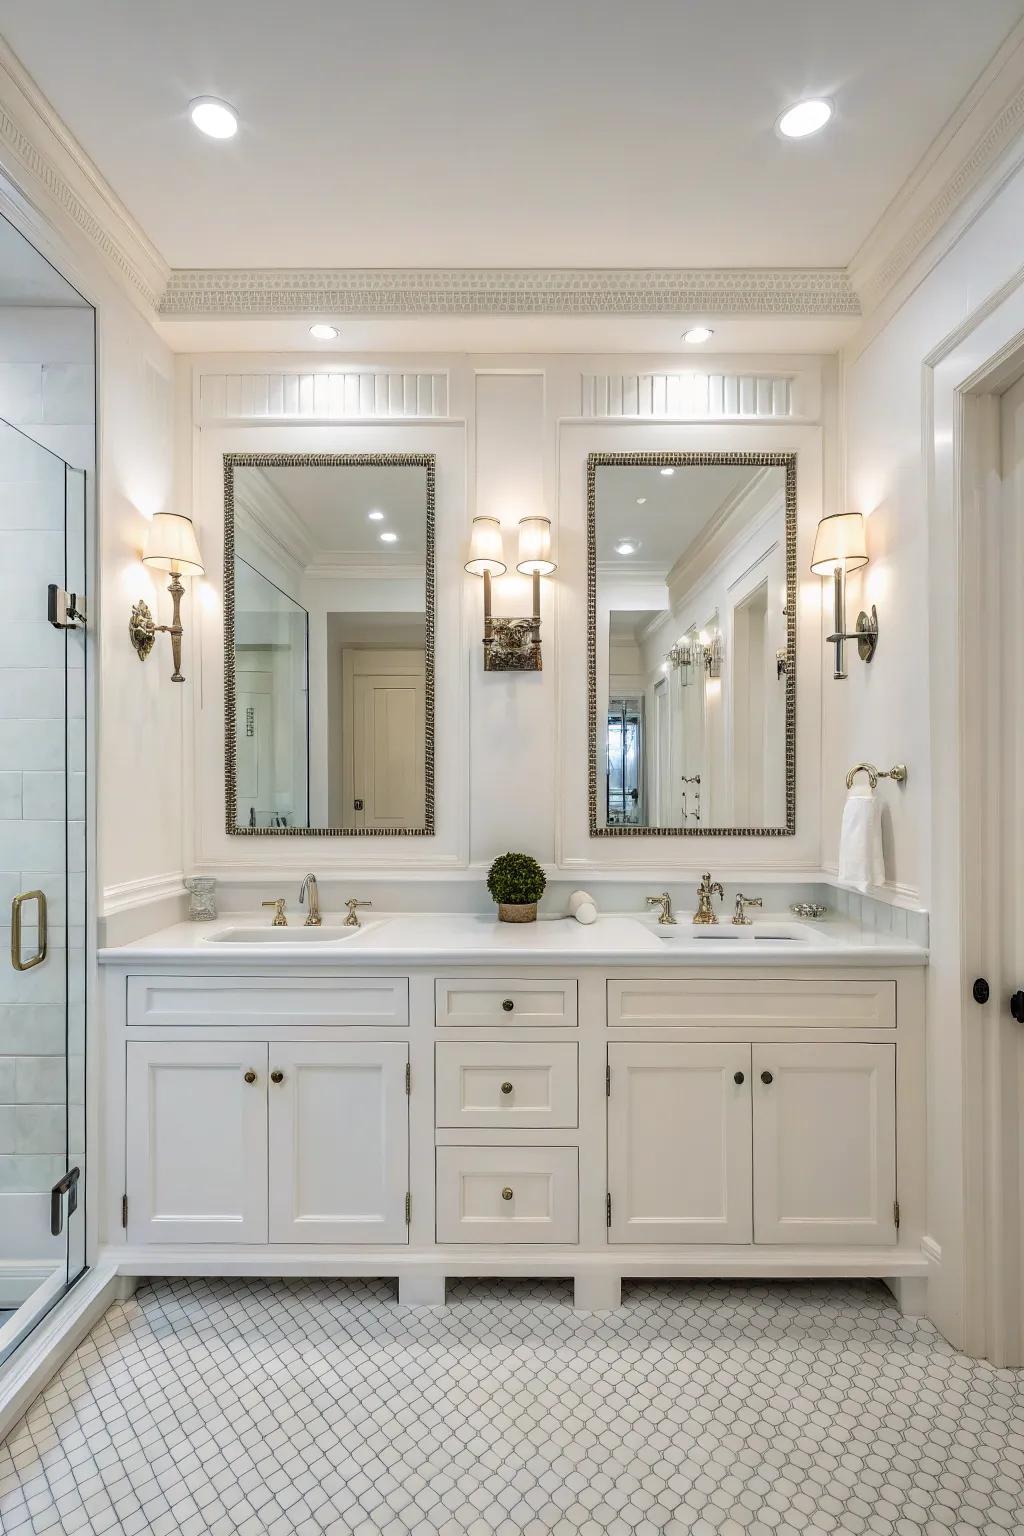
[125,1038,409,1246]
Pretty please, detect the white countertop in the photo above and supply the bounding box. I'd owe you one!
[98,911,928,967]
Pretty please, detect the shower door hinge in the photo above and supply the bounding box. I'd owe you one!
[893,1199,900,1229]
[606,1192,612,1227]
[606,1064,611,1095]
[405,1061,411,1094]
[121,1194,128,1229]
[48,584,86,629]
[405,1191,411,1225]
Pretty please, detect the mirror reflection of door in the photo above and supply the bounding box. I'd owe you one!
[335,639,426,830]
[606,697,644,826]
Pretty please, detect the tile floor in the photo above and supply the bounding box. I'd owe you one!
[0,1275,1022,1536]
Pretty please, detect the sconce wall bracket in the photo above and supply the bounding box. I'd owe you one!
[129,599,156,661]
[484,616,542,671]
[855,605,879,663]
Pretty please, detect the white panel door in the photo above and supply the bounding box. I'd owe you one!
[752,1043,897,1245]
[607,1042,752,1243]
[268,1042,408,1244]
[126,1042,268,1244]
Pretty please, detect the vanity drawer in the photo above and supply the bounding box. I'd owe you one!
[435,1042,578,1128]
[127,975,409,1029]
[607,978,896,1030]
[435,1146,578,1243]
[435,978,577,1028]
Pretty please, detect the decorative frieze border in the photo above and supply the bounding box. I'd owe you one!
[163,267,860,319]
[582,372,792,419]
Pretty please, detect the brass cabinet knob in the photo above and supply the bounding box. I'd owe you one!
[502,998,515,1012]
[243,1070,257,1084]
[270,1070,284,1084]
[500,1081,514,1095]
[760,1070,773,1085]
[501,1186,514,1201]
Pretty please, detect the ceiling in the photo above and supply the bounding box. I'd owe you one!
[246,464,427,559]
[3,0,1022,272]
[595,463,778,568]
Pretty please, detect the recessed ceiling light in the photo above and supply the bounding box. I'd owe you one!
[660,467,675,477]
[367,510,384,521]
[189,96,238,139]
[309,322,339,340]
[380,531,399,543]
[615,541,637,556]
[682,326,714,344]
[777,98,833,139]
[635,496,647,505]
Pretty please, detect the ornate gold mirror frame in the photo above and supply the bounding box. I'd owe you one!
[587,449,797,838]
[223,451,436,836]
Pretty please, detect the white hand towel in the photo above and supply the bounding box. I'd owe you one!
[568,890,597,924]
[838,784,885,891]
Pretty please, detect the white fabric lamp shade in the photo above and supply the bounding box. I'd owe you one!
[810,512,869,575]
[516,515,556,575]
[465,516,506,576]
[142,512,205,577]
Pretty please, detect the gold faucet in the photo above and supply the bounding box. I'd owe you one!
[299,873,322,927]
[262,898,287,927]
[344,898,372,928]
[693,873,724,925]
[732,893,763,926]
[645,892,676,925]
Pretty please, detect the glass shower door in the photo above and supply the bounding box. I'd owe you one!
[0,419,86,1365]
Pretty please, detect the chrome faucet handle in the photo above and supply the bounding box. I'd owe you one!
[344,898,371,928]
[645,892,676,926]
[733,893,763,926]
[262,898,287,927]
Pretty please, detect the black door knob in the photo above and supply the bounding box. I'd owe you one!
[1011,991,1024,1024]
[502,999,514,1012]
[733,1071,745,1084]
[760,1070,773,1085]
[973,978,990,1004]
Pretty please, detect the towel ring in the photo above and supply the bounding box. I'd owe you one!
[846,762,908,791]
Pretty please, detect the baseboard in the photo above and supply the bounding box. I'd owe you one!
[0,1262,119,1446]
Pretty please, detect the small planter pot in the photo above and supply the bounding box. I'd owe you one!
[497,902,538,924]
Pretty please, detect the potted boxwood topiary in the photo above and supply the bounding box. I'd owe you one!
[487,851,547,923]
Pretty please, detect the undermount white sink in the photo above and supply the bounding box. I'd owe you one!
[205,923,376,944]
[651,919,822,943]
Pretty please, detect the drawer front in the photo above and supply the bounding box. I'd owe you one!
[127,975,409,1029]
[608,977,896,1030]
[435,1042,578,1128]
[435,978,577,1028]
[435,1146,578,1243]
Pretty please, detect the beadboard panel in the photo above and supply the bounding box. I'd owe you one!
[197,370,449,423]
[582,372,793,419]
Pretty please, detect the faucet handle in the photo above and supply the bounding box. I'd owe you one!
[733,893,763,926]
[344,898,372,927]
[262,898,287,927]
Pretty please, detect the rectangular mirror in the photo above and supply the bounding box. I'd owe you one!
[588,452,795,836]
[225,453,435,835]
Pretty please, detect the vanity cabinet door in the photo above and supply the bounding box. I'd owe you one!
[752,1043,897,1245]
[125,1041,269,1244]
[267,1042,409,1244]
[607,1042,753,1243]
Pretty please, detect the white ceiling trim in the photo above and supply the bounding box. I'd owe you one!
[583,372,792,419]
[161,267,859,319]
[197,369,450,421]
[0,40,168,311]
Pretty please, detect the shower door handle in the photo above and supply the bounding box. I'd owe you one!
[11,890,47,971]
[50,1167,80,1236]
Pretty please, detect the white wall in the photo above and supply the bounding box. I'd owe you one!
[181,355,830,885]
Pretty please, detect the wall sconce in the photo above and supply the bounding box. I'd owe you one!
[465,514,556,671]
[129,512,205,683]
[703,631,723,679]
[810,511,878,680]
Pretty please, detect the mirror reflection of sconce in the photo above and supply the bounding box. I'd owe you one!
[810,511,877,681]
[129,512,205,683]
[700,628,723,680]
[466,514,556,672]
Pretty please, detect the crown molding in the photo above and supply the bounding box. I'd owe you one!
[235,471,312,574]
[0,40,168,313]
[161,266,860,319]
[849,21,1024,315]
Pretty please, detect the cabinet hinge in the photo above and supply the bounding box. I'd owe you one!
[405,1061,411,1094]
[606,1192,612,1227]
[121,1194,128,1229]
[405,1191,411,1225]
[893,1199,900,1229]
[606,1064,611,1095]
